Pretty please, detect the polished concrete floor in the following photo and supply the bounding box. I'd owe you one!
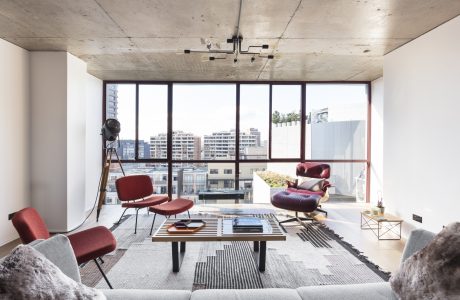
[1,201,405,273]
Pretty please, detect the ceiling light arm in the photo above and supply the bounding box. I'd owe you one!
[184,49,234,55]
[238,37,269,55]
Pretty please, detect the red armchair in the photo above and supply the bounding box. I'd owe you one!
[115,175,169,234]
[11,207,116,289]
[286,162,331,216]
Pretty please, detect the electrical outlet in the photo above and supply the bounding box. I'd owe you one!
[413,214,423,223]
[8,212,15,220]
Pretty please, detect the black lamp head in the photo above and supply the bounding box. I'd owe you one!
[101,118,120,141]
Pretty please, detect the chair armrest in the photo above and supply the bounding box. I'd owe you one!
[322,181,332,192]
[401,229,436,263]
[286,179,298,188]
[31,234,81,283]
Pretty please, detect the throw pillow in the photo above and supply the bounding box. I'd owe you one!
[0,244,106,300]
[297,178,325,192]
[390,222,460,300]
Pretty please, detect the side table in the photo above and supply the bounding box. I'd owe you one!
[360,211,403,240]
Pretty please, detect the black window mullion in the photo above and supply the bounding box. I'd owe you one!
[134,83,139,160]
[268,84,272,160]
[300,84,306,162]
[235,84,240,195]
[167,83,173,199]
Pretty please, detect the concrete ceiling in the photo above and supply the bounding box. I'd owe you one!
[1,0,459,81]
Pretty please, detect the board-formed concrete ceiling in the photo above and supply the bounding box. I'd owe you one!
[1,0,459,81]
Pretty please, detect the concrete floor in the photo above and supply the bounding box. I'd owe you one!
[1,201,405,273]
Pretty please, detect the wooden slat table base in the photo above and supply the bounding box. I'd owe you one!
[152,218,285,272]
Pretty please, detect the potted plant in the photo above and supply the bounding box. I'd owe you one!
[377,199,385,216]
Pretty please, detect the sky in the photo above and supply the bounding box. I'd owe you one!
[114,83,368,142]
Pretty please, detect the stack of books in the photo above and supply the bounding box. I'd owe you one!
[232,217,264,233]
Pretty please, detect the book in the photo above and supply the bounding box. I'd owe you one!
[232,217,263,232]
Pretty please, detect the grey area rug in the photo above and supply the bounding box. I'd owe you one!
[82,212,389,290]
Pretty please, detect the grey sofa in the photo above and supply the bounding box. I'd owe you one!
[31,228,436,300]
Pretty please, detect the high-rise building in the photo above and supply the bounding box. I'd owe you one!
[203,128,262,159]
[106,85,118,119]
[116,140,149,160]
[150,131,201,160]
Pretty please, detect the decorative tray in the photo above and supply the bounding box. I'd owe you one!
[167,220,206,234]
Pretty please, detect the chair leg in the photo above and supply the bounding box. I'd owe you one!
[98,257,104,264]
[149,213,157,235]
[134,208,139,234]
[278,212,313,226]
[187,210,191,219]
[115,207,129,225]
[316,208,327,217]
[94,259,113,289]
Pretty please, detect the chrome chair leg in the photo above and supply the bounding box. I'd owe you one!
[115,207,129,225]
[149,213,157,235]
[134,208,140,234]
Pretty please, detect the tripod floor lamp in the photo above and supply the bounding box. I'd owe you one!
[97,119,125,221]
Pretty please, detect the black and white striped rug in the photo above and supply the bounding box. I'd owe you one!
[84,213,390,290]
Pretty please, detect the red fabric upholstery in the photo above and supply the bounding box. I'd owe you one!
[296,162,330,179]
[149,198,194,215]
[11,207,117,266]
[68,226,117,265]
[122,195,169,208]
[116,175,154,201]
[11,207,50,244]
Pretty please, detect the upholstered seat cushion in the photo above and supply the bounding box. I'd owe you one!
[101,289,191,300]
[191,288,302,300]
[271,191,320,212]
[296,282,396,300]
[149,198,194,215]
[122,195,169,208]
[68,226,117,265]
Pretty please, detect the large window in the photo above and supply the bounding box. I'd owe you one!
[173,84,236,160]
[104,82,370,203]
[305,84,368,160]
[271,85,301,159]
[139,84,168,159]
[106,84,136,160]
[240,84,269,159]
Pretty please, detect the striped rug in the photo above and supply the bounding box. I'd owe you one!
[82,212,390,290]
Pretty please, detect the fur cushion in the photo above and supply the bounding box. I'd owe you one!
[390,222,460,300]
[0,244,105,300]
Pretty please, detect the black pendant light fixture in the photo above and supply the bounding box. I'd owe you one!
[184,0,274,63]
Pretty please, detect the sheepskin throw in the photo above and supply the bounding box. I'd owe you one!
[0,244,105,300]
[390,222,460,300]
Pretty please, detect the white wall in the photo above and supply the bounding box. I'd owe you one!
[30,52,68,232]
[0,39,30,246]
[384,16,460,233]
[370,77,384,206]
[30,52,97,232]
[66,53,88,229]
[85,75,102,211]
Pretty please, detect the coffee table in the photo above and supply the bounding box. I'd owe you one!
[151,217,286,272]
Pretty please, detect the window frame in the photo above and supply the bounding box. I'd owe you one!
[103,81,371,202]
